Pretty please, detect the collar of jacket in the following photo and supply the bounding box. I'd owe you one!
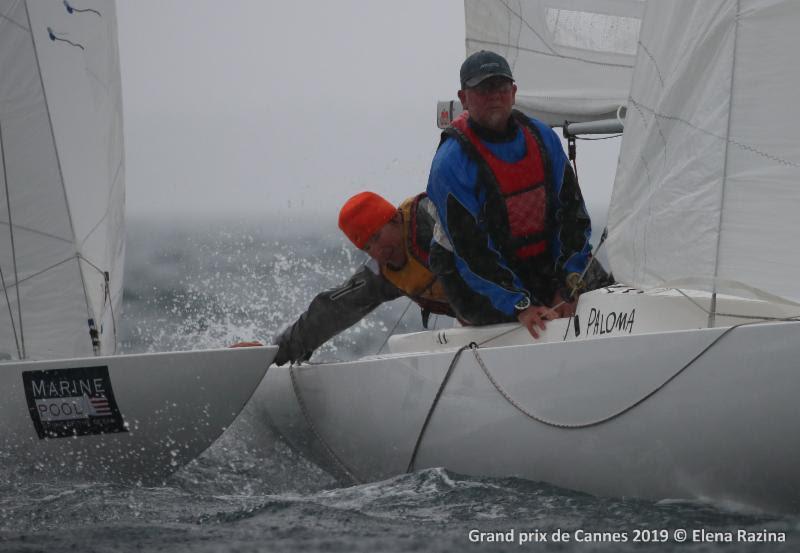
[467,115,519,143]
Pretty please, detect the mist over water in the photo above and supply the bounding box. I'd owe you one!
[1,216,798,552]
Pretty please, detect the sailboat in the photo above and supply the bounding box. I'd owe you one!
[255,0,800,513]
[0,0,274,481]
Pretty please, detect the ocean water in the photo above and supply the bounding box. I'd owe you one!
[1,216,798,552]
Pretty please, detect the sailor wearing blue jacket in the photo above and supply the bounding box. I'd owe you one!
[427,50,607,338]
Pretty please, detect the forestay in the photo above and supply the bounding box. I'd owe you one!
[463,0,644,126]
[0,0,124,360]
[607,0,800,304]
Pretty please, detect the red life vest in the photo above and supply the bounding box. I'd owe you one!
[448,112,549,260]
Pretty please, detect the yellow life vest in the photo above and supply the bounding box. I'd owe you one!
[380,195,451,315]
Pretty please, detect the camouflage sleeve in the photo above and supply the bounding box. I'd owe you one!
[273,262,403,365]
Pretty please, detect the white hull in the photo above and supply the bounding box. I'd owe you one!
[1,346,275,482]
[257,290,800,512]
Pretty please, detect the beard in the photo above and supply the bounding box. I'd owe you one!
[477,107,512,132]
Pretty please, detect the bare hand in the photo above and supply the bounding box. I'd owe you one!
[229,341,264,348]
[557,300,577,318]
[517,305,556,339]
[555,301,576,318]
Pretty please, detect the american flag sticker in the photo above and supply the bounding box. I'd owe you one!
[89,395,112,416]
[22,366,127,439]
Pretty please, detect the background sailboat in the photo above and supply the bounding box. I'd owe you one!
[0,0,273,482]
[0,0,124,360]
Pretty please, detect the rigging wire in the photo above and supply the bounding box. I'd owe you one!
[375,298,413,355]
[0,121,24,359]
[0,265,21,359]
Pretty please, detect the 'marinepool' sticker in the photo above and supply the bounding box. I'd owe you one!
[22,366,127,439]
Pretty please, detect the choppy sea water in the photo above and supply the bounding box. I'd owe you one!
[1,216,798,552]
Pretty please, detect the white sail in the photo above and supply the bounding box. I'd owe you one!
[464,0,644,126]
[607,0,800,303]
[0,0,124,360]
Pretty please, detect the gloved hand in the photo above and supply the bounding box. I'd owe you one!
[273,333,313,366]
[273,342,292,366]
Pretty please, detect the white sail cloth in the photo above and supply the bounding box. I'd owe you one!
[464,0,644,126]
[607,0,800,303]
[0,0,124,360]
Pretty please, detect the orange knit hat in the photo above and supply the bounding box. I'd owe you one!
[338,192,396,249]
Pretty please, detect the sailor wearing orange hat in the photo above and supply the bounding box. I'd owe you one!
[268,191,453,366]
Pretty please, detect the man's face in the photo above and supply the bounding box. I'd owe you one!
[457,77,517,132]
[362,215,406,269]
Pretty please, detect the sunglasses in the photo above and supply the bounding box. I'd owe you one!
[469,78,513,95]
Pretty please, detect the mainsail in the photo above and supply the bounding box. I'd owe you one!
[0,0,124,360]
[607,0,800,303]
[463,0,644,126]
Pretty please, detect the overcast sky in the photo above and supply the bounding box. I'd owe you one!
[117,1,619,223]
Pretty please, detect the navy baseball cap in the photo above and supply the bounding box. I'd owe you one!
[460,50,514,88]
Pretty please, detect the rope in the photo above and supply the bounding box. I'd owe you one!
[471,317,798,429]
[406,342,475,473]
[288,364,360,484]
[560,227,610,341]
[77,254,119,355]
[474,324,527,347]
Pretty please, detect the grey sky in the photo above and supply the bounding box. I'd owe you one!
[117,1,618,222]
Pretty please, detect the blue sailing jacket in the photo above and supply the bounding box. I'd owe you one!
[426,112,592,315]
